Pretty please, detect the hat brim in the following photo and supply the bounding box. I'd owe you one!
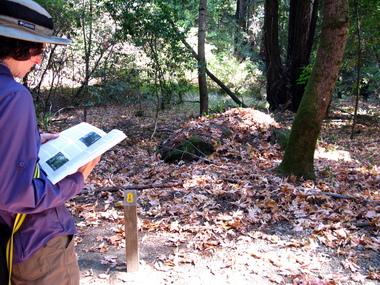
[0,26,71,45]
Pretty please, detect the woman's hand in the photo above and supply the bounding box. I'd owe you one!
[77,156,101,181]
[41,133,59,144]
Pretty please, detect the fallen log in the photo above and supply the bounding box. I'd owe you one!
[305,190,380,204]
[80,178,241,195]
[80,179,380,206]
[80,182,184,195]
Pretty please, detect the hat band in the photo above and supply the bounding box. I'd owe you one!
[0,14,53,39]
[0,0,54,30]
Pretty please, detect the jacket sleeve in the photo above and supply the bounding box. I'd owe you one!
[0,86,85,214]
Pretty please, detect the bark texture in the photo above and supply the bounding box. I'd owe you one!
[264,0,287,109]
[286,0,319,112]
[198,0,208,115]
[276,0,349,179]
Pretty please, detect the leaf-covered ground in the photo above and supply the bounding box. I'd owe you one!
[43,99,380,284]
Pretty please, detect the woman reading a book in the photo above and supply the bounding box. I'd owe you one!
[0,0,100,284]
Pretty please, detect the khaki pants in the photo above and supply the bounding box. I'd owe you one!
[12,235,80,285]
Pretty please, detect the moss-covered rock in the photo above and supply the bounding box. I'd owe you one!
[159,136,215,163]
[272,129,291,149]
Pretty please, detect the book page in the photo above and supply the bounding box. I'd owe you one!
[39,123,126,184]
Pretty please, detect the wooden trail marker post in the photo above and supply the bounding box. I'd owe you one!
[123,190,139,272]
[118,183,182,273]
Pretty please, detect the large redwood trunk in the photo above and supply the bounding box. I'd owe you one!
[276,0,349,179]
[264,0,287,110]
[286,0,319,112]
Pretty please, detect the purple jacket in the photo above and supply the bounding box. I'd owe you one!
[0,64,85,264]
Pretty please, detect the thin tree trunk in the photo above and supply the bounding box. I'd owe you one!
[234,0,247,61]
[168,20,247,108]
[198,0,208,115]
[351,1,362,139]
[81,0,93,122]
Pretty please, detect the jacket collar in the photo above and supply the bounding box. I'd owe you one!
[0,62,12,77]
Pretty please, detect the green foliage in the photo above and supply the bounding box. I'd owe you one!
[87,79,131,105]
[27,0,380,116]
[105,0,199,109]
[339,0,380,100]
[86,61,144,105]
[36,109,53,129]
[296,65,313,86]
[35,0,77,36]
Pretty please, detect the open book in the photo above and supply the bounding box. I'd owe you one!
[39,122,126,184]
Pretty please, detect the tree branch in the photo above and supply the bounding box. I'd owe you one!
[168,20,247,108]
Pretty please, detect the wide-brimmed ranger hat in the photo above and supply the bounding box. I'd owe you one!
[0,0,71,45]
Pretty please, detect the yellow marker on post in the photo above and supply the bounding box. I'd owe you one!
[123,190,139,272]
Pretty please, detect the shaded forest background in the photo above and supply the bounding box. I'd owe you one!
[22,1,380,283]
[30,0,378,119]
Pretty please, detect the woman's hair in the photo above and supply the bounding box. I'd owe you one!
[0,36,44,61]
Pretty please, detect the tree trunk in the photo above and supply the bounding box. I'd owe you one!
[286,0,319,112]
[234,0,247,61]
[198,0,208,115]
[350,1,362,139]
[264,0,287,110]
[168,20,247,108]
[276,0,349,180]
[236,0,247,30]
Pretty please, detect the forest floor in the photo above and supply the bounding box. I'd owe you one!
[42,98,380,285]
